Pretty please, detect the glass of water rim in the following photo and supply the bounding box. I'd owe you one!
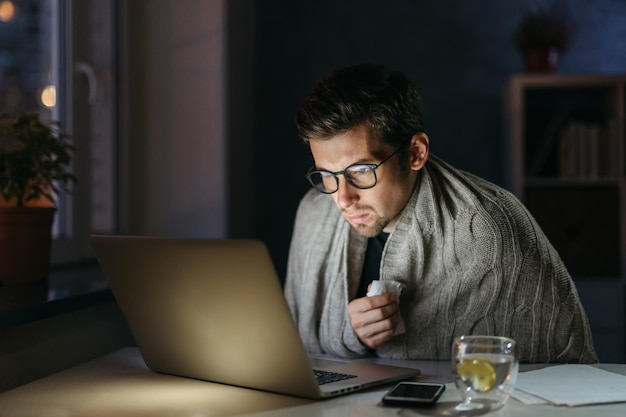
[452,335,518,411]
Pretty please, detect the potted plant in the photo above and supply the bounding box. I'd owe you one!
[0,110,76,285]
[514,5,574,72]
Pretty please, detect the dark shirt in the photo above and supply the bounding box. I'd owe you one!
[355,232,389,298]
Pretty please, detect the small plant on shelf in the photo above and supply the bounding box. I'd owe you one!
[514,4,574,72]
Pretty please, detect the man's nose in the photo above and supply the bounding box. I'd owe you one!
[334,176,358,209]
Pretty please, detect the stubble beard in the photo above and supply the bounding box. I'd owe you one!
[349,214,389,238]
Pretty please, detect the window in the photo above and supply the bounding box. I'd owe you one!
[0,0,117,265]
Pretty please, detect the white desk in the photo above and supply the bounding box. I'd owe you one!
[0,347,624,417]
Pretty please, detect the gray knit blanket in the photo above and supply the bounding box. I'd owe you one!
[284,155,598,363]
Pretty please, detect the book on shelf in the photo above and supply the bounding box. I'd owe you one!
[557,118,620,179]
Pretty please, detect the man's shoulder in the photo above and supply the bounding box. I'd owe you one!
[425,155,520,208]
[298,188,337,214]
[292,189,341,233]
[291,189,344,251]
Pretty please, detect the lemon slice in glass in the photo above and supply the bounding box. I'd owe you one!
[456,358,496,392]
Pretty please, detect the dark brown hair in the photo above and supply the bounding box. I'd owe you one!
[295,63,425,153]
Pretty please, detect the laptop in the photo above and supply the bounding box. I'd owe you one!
[89,235,421,399]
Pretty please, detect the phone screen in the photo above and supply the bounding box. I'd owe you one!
[382,382,446,407]
[388,383,442,398]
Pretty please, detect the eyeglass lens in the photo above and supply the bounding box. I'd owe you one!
[309,165,377,193]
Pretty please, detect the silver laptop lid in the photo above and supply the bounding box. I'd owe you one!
[90,236,322,398]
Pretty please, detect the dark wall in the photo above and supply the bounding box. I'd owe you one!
[254,0,626,280]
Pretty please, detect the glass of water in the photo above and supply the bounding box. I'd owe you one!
[452,335,518,411]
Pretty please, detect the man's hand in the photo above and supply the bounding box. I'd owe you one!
[347,292,399,349]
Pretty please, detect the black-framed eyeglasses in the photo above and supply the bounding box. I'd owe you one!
[305,146,404,194]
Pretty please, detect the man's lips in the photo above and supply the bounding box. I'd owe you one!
[345,212,370,225]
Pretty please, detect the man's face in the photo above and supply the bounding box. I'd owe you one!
[309,126,424,237]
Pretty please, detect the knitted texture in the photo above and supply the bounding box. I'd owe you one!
[284,155,598,363]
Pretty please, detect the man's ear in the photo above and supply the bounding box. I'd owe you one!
[409,132,429,170]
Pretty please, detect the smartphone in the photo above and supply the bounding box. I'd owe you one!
[382,381,446,407]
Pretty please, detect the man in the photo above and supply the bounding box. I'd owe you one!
[284,63,597,363]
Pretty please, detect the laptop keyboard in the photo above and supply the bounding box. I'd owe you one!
[313,369,357,385]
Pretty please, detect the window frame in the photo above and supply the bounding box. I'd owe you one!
[50,0,118,266]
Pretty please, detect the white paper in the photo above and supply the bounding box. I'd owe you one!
[366,280,405,335]
[510,388,550,405]
[513,365,626,406]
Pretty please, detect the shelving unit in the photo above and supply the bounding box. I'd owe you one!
[505,74,626,363]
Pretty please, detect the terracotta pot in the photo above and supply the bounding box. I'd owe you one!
[0,207,55,285]
[523,48,560,73]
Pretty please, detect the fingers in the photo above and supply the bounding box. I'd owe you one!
[349,293,397,326]
[348,293,399,349]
